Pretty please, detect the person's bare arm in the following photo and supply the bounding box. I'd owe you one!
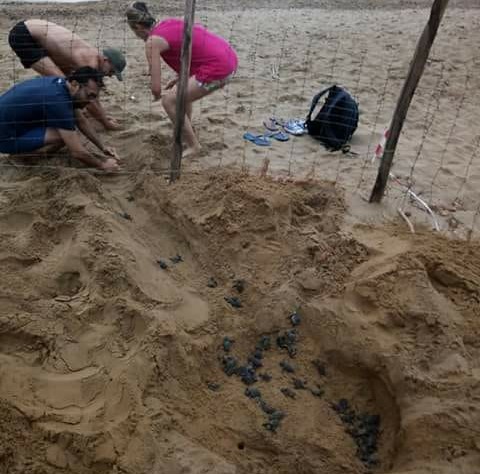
[31,57,65,77]
[145,36,169,101]
[75,110,105,150]
[75,110,119,159]
[86,99,121,131]
[58,128,119,171]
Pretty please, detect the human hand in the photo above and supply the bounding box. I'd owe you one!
[104,118,123,131]
[103,146,120,161]
[151,84,162,101]
[165,77,178,90]
[101,158,120,172]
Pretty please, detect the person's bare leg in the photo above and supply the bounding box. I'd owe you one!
[31,57,65,77]
[43,128,64,147]
[185,102,194,147]
[162,94,201,156]
[167,84,192,118]
[161,77,211,158]
[12,128,64,160]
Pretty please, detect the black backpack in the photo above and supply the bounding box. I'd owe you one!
[305,85,359,151]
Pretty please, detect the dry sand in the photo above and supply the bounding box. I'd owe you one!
[1,1,480,473]
[3,0,480,233]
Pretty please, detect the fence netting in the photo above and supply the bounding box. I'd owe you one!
[1,1,479,237]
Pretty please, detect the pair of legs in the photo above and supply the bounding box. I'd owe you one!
[35,128,65,154]
[161,77,219,157]
[0,128,64,157]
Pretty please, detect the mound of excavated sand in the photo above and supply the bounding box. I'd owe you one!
[0,168,479,474]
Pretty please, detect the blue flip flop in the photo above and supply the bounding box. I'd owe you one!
[267,130,290,142]
[243,132,271,146]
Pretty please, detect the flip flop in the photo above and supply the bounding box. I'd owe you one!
[284,119,307,136]
[243,132,271,146]
[266,131,290,142]
[263,117,280,132]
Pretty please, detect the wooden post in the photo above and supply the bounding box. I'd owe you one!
[369,0,450,203]
[170,0,196,182]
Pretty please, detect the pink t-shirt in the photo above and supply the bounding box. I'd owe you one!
[149,19,238,83]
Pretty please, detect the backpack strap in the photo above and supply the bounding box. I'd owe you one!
[306,85,336,121]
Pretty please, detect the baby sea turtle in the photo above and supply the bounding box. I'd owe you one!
[341,411,355,424]
[225,296,242,308]
[289,311,301,326]
[259,399,275,415]
[232,279,246,293]
[276,330,297,347]
[256,335,271,351]
[310,387,325,398]
[333,398,350,414]
[247,355,263,369]
[280,360,295,373]
[358,414,381,429]
[263,421,277,433]
[245,387,261,399]
[292,378,307,390]
[280,387,296,399]
[263,410,286,432]
[236,365,257,385]
[252,348,263,360]
[222,356,238,376]
[223,336,234,352]
[170,254,183,264]
[118,211,132,221]
[207,382,221,392]
[156,259,168,269]
[312,359,327,376]
[276,329,297,357]
[270,410,285,421]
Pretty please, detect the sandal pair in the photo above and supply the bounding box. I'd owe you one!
[243,130,289,147]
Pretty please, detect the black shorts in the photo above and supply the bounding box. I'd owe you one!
[8,21,48,69]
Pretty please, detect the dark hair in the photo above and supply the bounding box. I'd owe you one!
[126,2,156,28]
[67,66,104,87]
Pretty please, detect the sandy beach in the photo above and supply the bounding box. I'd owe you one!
[0,1,480,473]
[2,0,480,232]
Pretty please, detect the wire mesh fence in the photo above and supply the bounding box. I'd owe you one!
[0,1,479,237]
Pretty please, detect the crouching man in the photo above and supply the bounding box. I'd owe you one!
[8,19,126,130]
[0,67,120,172]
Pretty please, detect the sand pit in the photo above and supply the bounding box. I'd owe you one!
[0,165,479,474]
[1,0,480,473]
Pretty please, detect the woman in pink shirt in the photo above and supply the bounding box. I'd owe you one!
[126,2,238,158]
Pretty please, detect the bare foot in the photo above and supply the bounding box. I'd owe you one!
[183,145,202,159]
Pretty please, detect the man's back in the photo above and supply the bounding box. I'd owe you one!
[0,76,76,140]
[25,20,98,74]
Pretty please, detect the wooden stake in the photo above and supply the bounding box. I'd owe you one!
[369,0,450,203]
[170,0,196,182]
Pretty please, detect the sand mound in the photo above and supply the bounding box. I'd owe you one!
[0,167,479,474]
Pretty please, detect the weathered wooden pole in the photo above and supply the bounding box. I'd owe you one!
[170,0,196,182]
[369,0,450,202]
